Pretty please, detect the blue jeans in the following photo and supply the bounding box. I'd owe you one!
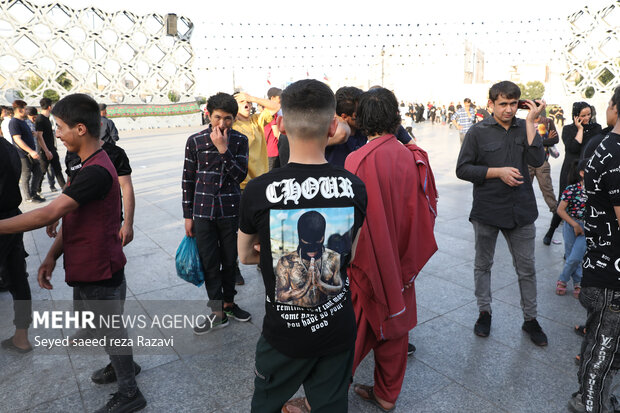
[559,221,585,285]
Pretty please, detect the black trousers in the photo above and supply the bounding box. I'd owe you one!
[194,217,238,309]
[19,156,43,199]
[38,150,66,190]
[251,335,354,413]
[0,211,32,329]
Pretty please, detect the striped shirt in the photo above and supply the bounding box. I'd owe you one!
[452,107,476,134]
[182,127,248,220]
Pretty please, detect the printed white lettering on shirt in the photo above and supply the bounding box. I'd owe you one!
[266,177,356,205]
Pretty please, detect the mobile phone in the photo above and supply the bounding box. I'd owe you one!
[518,100,541,110]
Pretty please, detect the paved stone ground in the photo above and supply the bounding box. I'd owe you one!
[1,122,592,412]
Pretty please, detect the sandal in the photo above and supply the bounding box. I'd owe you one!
[353,384,395,412]
[281,397,310,413]
[1,337,33,354]
[574,325,586,337]
[573,285,581,299]
[556,281,567,296]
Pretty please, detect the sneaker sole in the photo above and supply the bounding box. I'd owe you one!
[122,398,147,413]
[193,320,229,336]
[225,313,251,322]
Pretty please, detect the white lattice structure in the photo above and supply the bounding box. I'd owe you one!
[0,0,195,106]
[563,1,620,98]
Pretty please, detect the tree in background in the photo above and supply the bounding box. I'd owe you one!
[517,81,545,100]
[168,90,180,103]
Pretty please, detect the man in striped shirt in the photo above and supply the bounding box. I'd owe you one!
[452,98,477,144]
[182,92,252,334]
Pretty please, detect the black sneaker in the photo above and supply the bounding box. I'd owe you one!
[193,314,229,335]
[543,228,554,246]
[50,186,58,192]
[224,304,251,322]
[474,311,491,337]
[31,195,46,203]
[407,343,416,356]
[91,361,142,384]
[522,319,548,346]
[94,389,146,413]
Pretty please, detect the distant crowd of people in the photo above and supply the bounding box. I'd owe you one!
[1,79,620,413]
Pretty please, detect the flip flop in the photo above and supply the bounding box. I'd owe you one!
[1,337,33,354]
[353,384,395,412]
[281,397,310,413]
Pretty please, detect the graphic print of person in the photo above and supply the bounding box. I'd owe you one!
[275,211,343,307]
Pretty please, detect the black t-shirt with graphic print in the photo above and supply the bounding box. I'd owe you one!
[582,132,620,290]
[240,162,367,358]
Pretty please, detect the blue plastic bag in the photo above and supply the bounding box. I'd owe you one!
[175,236,205,287]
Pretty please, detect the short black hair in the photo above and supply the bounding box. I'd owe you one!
[567,159,585,186]
[335,86,363,117]
[356,87,401,137]
[281,79,335,140]
[572,101,591,119]
[464,98,472,103]
[488,81,521,102]
[267,87,282,98]
[40,97,52,110]
[206,93,238,118]
[12,100,27,109]
[26,106,37,117]
[612,86,620,119]
[99,103,107,112]
[51,93,101,137]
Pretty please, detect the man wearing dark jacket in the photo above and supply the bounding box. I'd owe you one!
[456,81,549,346]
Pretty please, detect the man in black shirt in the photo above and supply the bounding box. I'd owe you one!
[456,81,549,346]
[36,98,66,192]
[238,79,367,412]
[9,100,45,203]
[569,86,620,413]
[0,138,32,354]
[99,103,119,144]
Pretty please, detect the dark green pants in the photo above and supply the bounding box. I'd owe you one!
[251,335,354,413]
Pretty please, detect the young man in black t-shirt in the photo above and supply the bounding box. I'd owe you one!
[569,87,620,413]
[0,94,146,413]
[0,138,32,354]
[36,97,66,192]
[238,79,367,413]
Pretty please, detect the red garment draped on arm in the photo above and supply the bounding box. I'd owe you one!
[345,134,437,341]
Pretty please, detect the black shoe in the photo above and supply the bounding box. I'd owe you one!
[543,228,554,246]
[193,314,229,335]
[474,311,491,337]
[522,319,548,346]
[91,361,142,384]
[407,343,416,356]
[224,304,251,322]
[50,186,58,192]
[31,195,46,203]
[94,389,146,413]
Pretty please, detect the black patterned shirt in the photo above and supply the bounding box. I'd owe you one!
[182,126,248,220]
